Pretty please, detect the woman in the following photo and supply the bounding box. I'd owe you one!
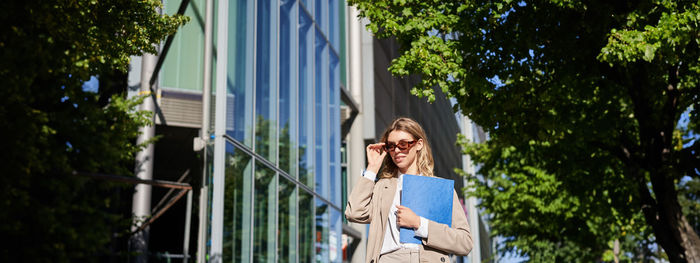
[345,117,473,263]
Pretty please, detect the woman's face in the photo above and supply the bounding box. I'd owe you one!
[386,130,422,174]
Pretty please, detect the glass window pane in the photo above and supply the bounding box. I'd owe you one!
[339,0,347,87]
[299,190,315,262]
[227,0,255,146]
[329,52,340,206]
[300,0,311,18]
[255,0,278,162]
[315,198,330,263]
[161,0,205,92]
[222,143,253,262]
[329,208,343,263]
[298,10,314,188]
[314,0,327,36]
[279,0,298,177]
[329,0,339,49]
[278,178,297,263]
[253,161,276,262]
[315,31,329,197]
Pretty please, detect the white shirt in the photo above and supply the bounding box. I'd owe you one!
[362,170,429,254]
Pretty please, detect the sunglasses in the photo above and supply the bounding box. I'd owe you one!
[383,140,417,152]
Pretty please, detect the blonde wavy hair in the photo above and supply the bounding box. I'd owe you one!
[379,117,435,179]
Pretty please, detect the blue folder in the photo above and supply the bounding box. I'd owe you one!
[400,174,454,244]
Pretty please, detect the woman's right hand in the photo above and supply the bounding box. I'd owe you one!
[365,143,387,174]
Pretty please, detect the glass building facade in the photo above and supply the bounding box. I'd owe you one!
[157,0,347,262]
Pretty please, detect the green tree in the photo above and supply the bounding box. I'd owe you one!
[349,0,700,261]
[0,0,187,261]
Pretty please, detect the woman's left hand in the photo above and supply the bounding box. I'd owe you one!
[395,205,421,229]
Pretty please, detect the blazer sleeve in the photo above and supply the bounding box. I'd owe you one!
[344,177,377,224]
[421,190,473,256]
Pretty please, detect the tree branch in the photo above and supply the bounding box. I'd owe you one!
[635,173,659,227]
[661,64,681,162]
[593,140,632,166]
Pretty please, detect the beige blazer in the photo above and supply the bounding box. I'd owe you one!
[345,176,473,263]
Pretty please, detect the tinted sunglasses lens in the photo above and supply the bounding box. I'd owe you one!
[384,141,414,151]
[384,144,395,151]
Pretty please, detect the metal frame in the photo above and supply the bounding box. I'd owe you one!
[340,84,360,138]
[196,0,214,261]
[225,135,343,212]
[73,171,192,236]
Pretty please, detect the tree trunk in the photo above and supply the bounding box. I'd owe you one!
[625,63,700,263]
[639,171,700,263]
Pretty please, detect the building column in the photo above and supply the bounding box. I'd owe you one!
[131,51,158,263]
[195,0,214,262]
[346,5,374,263]
[461,116,482,263]
[209,0,229,261]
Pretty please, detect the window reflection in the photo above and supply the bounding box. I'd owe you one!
[328,0,339,48]
[253,161,276,262]
[278,178,297,263]
[279,0,297,177]
[255,0,277,162]
[314,30,328,198]
[329,209,343,263]
[227,0,254,146]
[315,198,329,263]
[215,0,345,262]
[298,9,314,188]
[299,190,315,262]
[329,52,340,207]
[315,0,326,34]
[222,144,252,262]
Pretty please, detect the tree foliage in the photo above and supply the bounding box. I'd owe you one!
[0,0,187,261]
[349,0,700,261]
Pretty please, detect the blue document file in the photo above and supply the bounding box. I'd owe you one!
[399,174,454,244]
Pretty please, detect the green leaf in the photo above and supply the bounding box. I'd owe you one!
[643,44,656,62]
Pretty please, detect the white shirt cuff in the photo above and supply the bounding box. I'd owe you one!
[414,217,429,238]
[362,170,377,181]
